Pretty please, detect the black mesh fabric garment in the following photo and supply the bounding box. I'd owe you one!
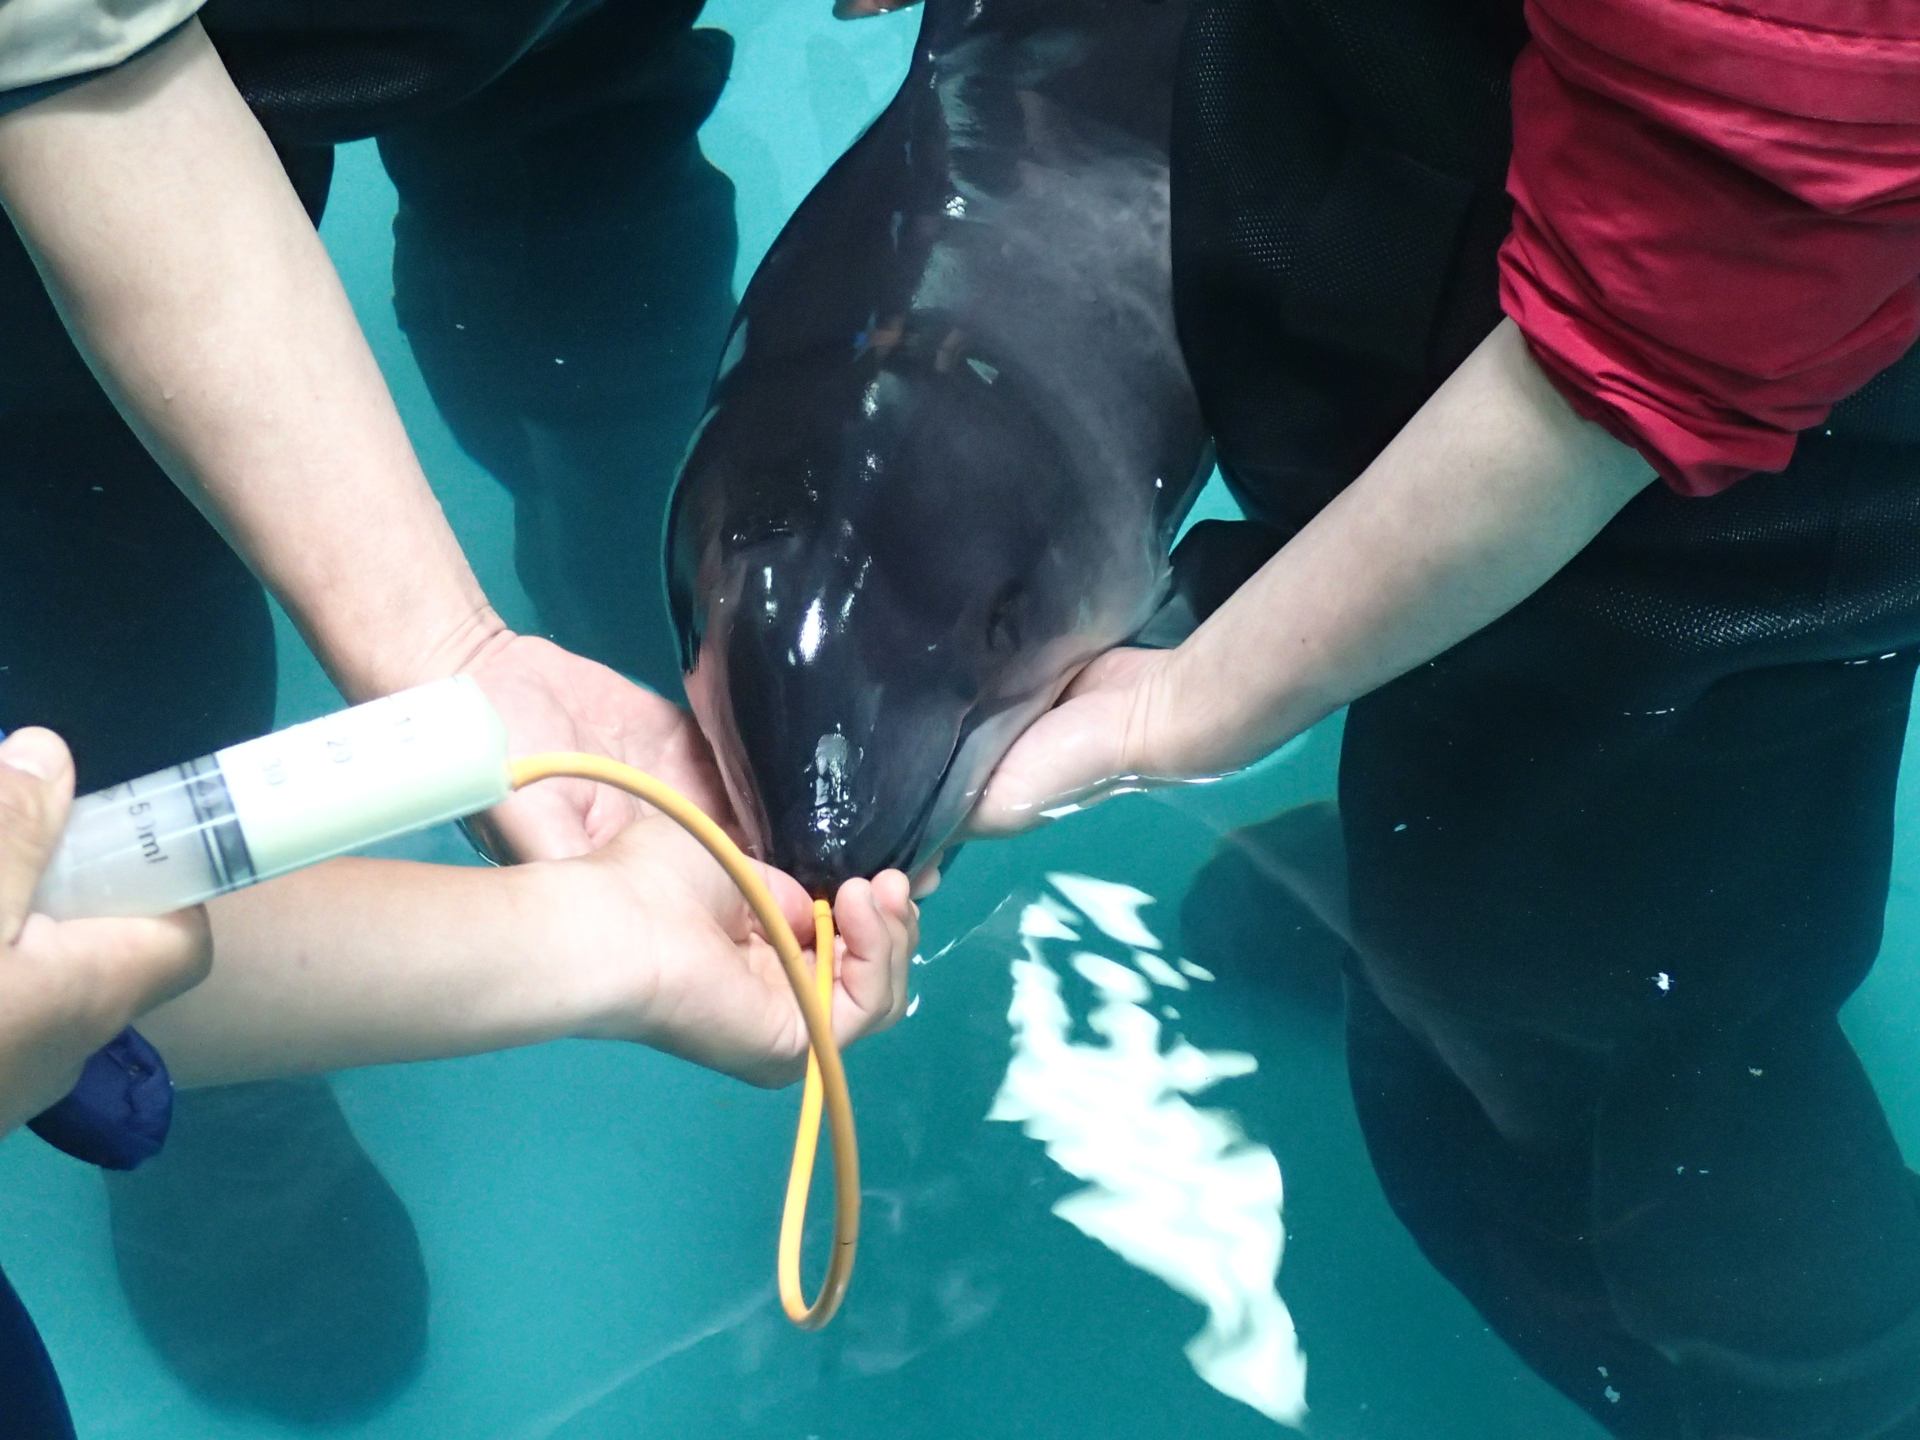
[378,2,738,694]
[1171,0,1523,536]
[1340,443,1920,1440]
[201,0,625,146]
[0,215,277,789]
[1170,1,1920,1436]
[197,0,740,696]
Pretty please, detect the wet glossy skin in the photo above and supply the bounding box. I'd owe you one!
[667,0,1209,893]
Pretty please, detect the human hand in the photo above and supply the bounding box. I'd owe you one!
[900,646,1190,899]
[898,646,1176,895]
[458,632,731,863]
[968,645,1194,838]
[0,730,211,1134]
[551,820,918,1088]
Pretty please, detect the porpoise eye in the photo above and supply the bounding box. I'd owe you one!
[985,580,1025,654]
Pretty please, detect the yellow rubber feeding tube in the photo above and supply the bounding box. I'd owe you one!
[507,753,859,1330]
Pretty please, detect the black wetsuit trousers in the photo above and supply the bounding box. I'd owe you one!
[1341,450,1920,1440]
[1172,0,1920,1435]
[0,4,733,1430]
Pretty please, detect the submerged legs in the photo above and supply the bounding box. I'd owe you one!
[1338,442,1920,1439]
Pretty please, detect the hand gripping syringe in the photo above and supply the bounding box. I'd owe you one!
[27,676,860,1329]
[32,678,512,922]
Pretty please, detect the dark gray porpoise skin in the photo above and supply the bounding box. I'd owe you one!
[667,0,1210,894]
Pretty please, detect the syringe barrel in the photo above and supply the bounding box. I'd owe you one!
[32,677,513,921]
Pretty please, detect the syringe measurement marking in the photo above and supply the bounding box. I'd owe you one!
[129,799,166,865]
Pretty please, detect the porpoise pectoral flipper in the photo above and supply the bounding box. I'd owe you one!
[668,0,1211,892]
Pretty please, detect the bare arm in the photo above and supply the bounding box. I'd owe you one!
[0,20,494,699]
[973,319,1655,829]
[0,23,738,860]
[139,829,918,1090]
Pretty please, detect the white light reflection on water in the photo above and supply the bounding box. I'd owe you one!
[986,878,1309,1427]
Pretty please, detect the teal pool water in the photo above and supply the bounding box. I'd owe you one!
[8,5,1920,1438]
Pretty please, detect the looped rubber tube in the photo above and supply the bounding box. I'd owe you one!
[507,754,858,1330]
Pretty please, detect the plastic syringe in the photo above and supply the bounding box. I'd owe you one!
[26,676,866,1329]
[32,677,511,921]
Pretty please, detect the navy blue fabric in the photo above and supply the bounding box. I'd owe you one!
[27,1028,173,1171]
[0,1262,75,1440]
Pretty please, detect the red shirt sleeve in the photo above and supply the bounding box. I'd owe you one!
[1498,0,1920,495]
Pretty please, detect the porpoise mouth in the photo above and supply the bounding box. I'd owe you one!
[734,707,971,896]
[828,723,966,891]
[752,671,1062,894]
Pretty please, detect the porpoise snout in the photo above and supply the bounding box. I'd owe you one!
[685,556,973,893]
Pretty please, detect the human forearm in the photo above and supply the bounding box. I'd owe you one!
[0,22,497,700]
[1150,320,1653,774]
[975,320,1654,827]
[138,822,916,1090]
[139,857,612,1086]
[0,21,758,862]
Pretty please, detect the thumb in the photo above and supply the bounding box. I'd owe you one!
[827,872,915,1044]
[0,729,75,944]
[649,819,815,948]
[762,864,817,954]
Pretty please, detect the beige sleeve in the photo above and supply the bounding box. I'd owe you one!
[0,0,204,92]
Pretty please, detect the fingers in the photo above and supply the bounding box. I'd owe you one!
[828,870,917,1045]
[25,906,213,1019]
[762,862,816,947]
[465,632,738,849]
[909,853,944,900]
[0,908,211,1128]
[907,841,965,899]
[0,729,75,944]
[105,907,212,1015]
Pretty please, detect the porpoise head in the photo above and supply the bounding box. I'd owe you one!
[670,318,1154,894]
